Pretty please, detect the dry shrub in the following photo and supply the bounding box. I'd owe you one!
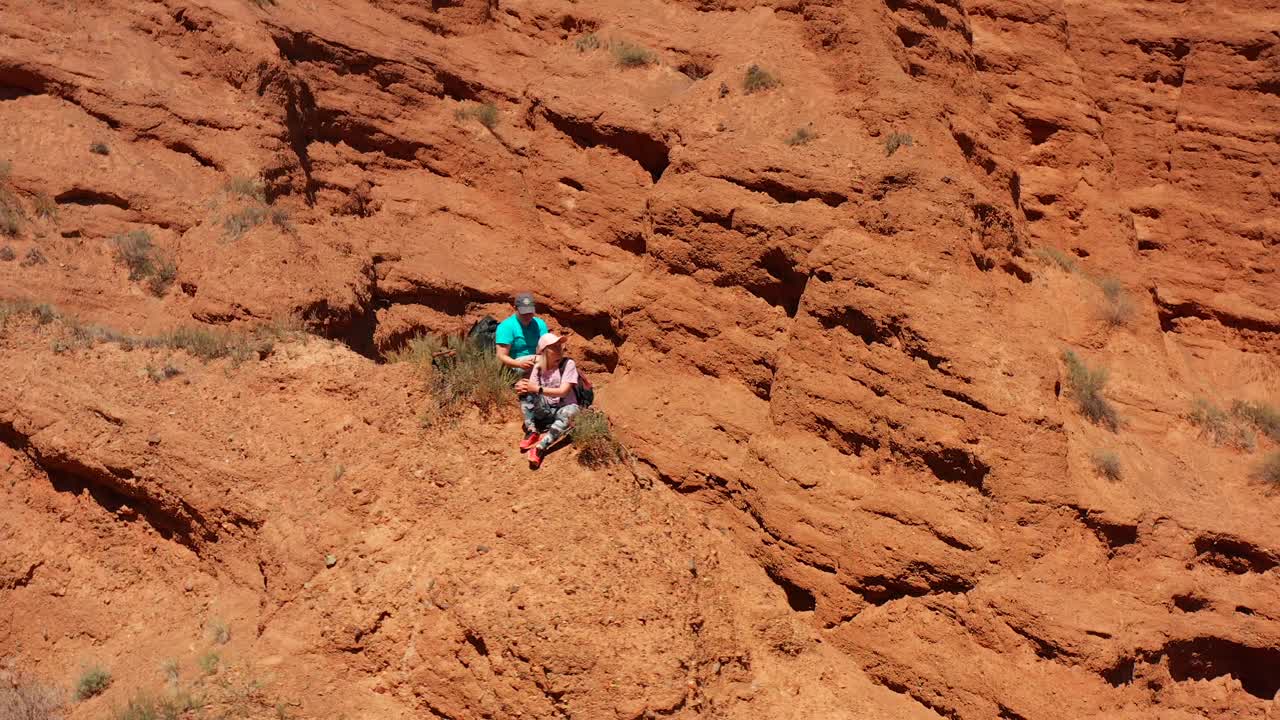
[224,176,266,203]
[455,102,500,129]
[1062,349,1118,430]
[884,131,913,157]
[1091,449,1122,481]
[571,408,625,467]
[386,333,445,370]
[0,245,14,261]
[612,42,653,68]
[0,673,64,720]
[742,64,779,93]
[785,127,816,146]
[418,335,519,426]
[112,230,176,296]
[1233,399,1280,442]
[1256,451,1280,489]
[1189,398,1255,450]
[574,33,600,52]
[90,142,110,156]
[1033,246,1077,273]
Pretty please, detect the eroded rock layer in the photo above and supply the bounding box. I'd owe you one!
[1,0,1277,718]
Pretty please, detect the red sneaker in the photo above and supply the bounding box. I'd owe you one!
[527,446,543,468]
[519,432,541,451]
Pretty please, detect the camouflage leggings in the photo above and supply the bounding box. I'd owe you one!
[520,394,580,450]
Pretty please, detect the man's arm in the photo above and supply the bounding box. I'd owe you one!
[497,344,534,369]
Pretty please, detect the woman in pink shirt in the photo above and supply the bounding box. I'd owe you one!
[514,333,581,468]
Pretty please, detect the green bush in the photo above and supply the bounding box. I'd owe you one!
[785,127,817,146]
[884,132,913,157]
[1233,399,1280,442]
[1061,349,1118,430]
[90,142,110,156]
[571,408,625,467]
[574,33,600,52]
[75,665,112,700]
[742,64,779,93]
[455,102,499,130]
[1033,246,1077,273]
[612,42,653,68]
[419,335,519,426]
[1091,449,1122,481]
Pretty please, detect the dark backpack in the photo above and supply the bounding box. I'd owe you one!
[559,358,594,408]
[467,315,499,351]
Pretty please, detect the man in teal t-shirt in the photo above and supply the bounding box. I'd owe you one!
[495,292,548,371]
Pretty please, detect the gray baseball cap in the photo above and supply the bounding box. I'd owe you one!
[514,292,536,315]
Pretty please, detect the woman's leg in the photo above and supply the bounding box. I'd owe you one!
[520,394,552,433]
[536,404,580,450]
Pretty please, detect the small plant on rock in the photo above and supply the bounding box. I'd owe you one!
[742,64,779,93]
[574,32,600,52]
[208,618,232,645]
[198,651,220,676]
[1189,398,1254,449]
[1061,349,1118,430]
[455,102,499,130]
[112,230,176,295]
[571,408,626,467]
[1091,449,1122,481]
[884,131,913,157]
[90,142,110,156]
[74,665,112,700]
[785,127,817,146]
[612,42,654,68]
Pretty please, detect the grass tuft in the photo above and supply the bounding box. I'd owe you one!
[225,176,266,203]
[75,665,112,701]
[0,245,13,262]
[90,142,110,156]
[110,689,200,720]
[0,299,58,331]
[1255,451,1280,488]
[198,651,220,676]
[414,335,519,426]
[1232,399,1280,442]
[785,127,817,146]
[1033,246,1077,273]
[1096,276,1134,327]
[455,102,500,130]
[571,408,626,467]
[742,64,779,93]
[884,131,914,157]
[386,333,445,370]
[574,33,600,52]
[612,42,654,68]
[1189,398,1255,450]
[208,619,231,645]
[1091,449,1122,481]
[1061,349,1118,430]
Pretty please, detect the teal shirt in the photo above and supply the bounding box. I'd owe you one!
[495,315,547,359]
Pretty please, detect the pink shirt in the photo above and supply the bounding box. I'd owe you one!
[530,359,578,407]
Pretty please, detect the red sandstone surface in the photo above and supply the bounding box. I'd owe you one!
[1,0,1278,718]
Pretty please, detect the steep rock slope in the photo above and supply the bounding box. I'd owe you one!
[1,0,1277,718]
